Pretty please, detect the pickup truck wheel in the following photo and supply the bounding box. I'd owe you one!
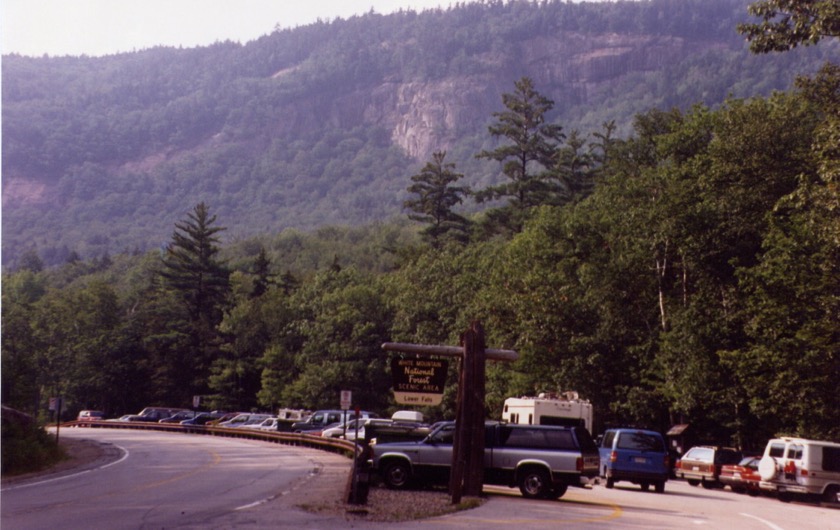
[640,482,650,492]
[381,460,411,490]
[519,469,551,499]
[547,483,568,499]
[823,485,840,504]
[654,481,665,493]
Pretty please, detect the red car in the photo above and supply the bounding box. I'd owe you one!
[719,456,761,495]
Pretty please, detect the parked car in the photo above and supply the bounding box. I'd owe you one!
[252,417,282,431]
[370,420,600,499]
[758,437,840,504]
[291,410,378,433]
[124,407,190,422]
[206,412,242,426]
[159,410,197,423]
[180,412,226,426]
[76,410,105,421]
[322,418,395,440]
[675,446,742,488]
[599,428,669,493]
[323,411,428,441]
[719,456,762,495]
[106,414,134,422]
[217,413,273,428]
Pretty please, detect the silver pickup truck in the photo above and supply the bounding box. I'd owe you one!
[370,420,599,499]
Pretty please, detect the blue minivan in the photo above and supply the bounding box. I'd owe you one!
[599,428,670,492]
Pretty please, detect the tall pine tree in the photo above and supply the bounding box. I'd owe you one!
[475,77,565,234]
[159,202,230,401]
[404,151,471,248]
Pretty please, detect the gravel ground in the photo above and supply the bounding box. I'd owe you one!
[303,483,485,523]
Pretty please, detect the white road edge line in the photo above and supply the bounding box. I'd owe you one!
[740,512,785,530]
[234,466,321,511]
[0,444,130,492]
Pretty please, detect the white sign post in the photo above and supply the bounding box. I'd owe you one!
[340,390,352,411]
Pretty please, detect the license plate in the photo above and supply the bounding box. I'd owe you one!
[634,457,647,463]
[692,466,700,471]
[734,473,741,479]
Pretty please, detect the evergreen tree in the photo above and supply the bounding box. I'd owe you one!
[549,129,595,203]
[159,202,231,401]
[404,151,471,248]
[475,77,565,234]
[250,246,274,299]
[160,202,230,326]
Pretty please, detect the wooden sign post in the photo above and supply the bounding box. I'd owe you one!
[382,321,517,504]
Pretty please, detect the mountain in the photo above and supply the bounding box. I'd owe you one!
[2,0,836,268]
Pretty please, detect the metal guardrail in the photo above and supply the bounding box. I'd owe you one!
[64,420,358,458]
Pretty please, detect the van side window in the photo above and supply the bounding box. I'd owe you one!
[768,442,785,458]
[823,447,840,472]
[602,431,616,449]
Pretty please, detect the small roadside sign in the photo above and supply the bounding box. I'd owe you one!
[340,390,352,410]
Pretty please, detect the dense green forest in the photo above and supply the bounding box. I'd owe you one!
[3,0,837,268]
[3,0,838,449]
[5,54,838,450]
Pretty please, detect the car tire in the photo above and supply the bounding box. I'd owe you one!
[687,479,700,486]
[605,477,615,489]
[547,483,568,499]
[640,482,650,492]
[381,460,411,490]
[519,468,551,499]
[701,479,715,489]
[758,456,779,481]
[654,481,665,494]
[823,485,840,504]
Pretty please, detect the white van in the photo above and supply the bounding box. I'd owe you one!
[758,437,840,503]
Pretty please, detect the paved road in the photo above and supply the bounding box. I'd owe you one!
[3,428,837,529]
[0,428,348,529]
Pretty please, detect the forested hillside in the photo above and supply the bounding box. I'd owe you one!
[2,0,836,268]
[2,0,838,449]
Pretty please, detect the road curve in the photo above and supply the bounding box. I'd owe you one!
[1,428,351,529]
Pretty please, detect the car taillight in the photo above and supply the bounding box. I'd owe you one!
[800,468,808,476]
[675,459,682,469]
[610,450,617,463]
[576,457,583,471]
[710,464,717,474]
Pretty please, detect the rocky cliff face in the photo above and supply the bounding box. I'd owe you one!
[319,32,728,161]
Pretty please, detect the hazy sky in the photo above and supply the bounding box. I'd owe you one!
[1,0,468,57]
[1,0,486,57]
[3,1,612,57]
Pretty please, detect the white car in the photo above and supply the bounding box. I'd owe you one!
[322,418,395,441]
[218,413,273,428]
[253,417,280,431]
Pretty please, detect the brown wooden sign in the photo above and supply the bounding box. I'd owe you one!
[391,357,448,406]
